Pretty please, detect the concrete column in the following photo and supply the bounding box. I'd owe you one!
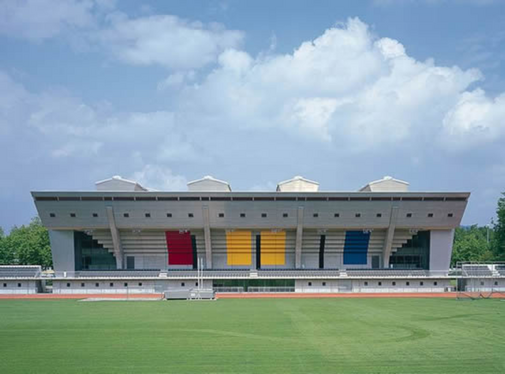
[48,230,75,273]
[382,205,399,268]
[106,206,124,269]
[429,229,454,273]
[295,206,304,269]
[202,205,212,269]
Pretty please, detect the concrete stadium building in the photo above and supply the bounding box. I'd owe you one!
[24,175,482,294]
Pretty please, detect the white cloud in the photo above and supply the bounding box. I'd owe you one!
[157,71,196,91]
[52,141,103,158]
[0,71,30,135]
[283,98,339,141]
[0,70,201,187]
[97,13,244,69]
[0,1,243,72]
[442,89,505,148]
[375,37,405,59]
[218,49,252,73]
[3,17,504,160]
[0,0,97,41]
[131,164,188,191]
[176,18,499,150]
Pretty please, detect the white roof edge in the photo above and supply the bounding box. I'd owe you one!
[187,175,230,187]
[31,190,471,195]
[277,176,320,186]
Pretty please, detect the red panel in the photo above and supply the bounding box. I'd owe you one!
[165,231,193,265]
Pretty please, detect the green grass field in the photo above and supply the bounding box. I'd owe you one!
[0,298,504,374]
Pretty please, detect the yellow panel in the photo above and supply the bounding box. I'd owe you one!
[260,231,286,265]
[226,230,252,266]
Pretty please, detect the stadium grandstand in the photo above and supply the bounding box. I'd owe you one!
[4,174,505,296]
[0,266,42,294]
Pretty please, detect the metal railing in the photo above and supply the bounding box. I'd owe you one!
[247,287,295,293]
[213,287,244,293]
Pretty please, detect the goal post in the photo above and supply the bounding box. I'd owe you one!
[456,261,505,300]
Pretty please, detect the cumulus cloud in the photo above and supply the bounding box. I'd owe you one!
[283,98,339,141]
[157,71,196,91]
[0,0,97,40]
[0,70,199,189]
[175,18,503,149]
[97,13,244,69]
[3,17,504,162]
[130,164,188,191]
[442,89,505,148]
[0,1,243,72]
[0,71,30,134]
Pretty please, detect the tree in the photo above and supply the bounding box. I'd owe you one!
[1,217,52,268]
[492,192,505,260]
[451,225,493,266]
[0,226,13,265]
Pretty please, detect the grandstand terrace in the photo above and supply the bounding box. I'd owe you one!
[0,266,43,294]
[12,174,500,295]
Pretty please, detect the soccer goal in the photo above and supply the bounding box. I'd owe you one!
[456,262,505,300]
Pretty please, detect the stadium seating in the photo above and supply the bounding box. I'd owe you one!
[495,266,505,276]
[60,268,441,279]
[75,270,161,278]
[162,268,431,278]
[165,269,251,278]
[0,266,41,278]
[257,269,341,277]
[59,267,445,279]
[204,270,251,278]
[461,265,493,276]
[345,269,429,277]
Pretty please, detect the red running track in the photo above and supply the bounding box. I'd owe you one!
[0,294,163,300]
[1,292,504,300]
[217,292,505,299]
[217,292,459,299]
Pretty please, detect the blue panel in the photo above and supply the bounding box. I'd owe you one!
[343,231,370,265]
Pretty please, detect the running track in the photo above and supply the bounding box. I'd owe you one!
[1,292,504,300]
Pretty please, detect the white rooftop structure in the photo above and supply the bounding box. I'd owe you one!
[187,175,232,192]
[359,176,409,192]
[276,176,320,192]
[94,173,411,193]
[95,176,148,192]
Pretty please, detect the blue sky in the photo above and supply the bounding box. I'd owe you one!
[1,0,505,231]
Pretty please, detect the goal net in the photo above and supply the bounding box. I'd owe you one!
[456,262,505,300]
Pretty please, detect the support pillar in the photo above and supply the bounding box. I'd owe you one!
[382,206,399,268]
[106,206,124,269]
[202,205,212,269]
[295,206,304,269]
